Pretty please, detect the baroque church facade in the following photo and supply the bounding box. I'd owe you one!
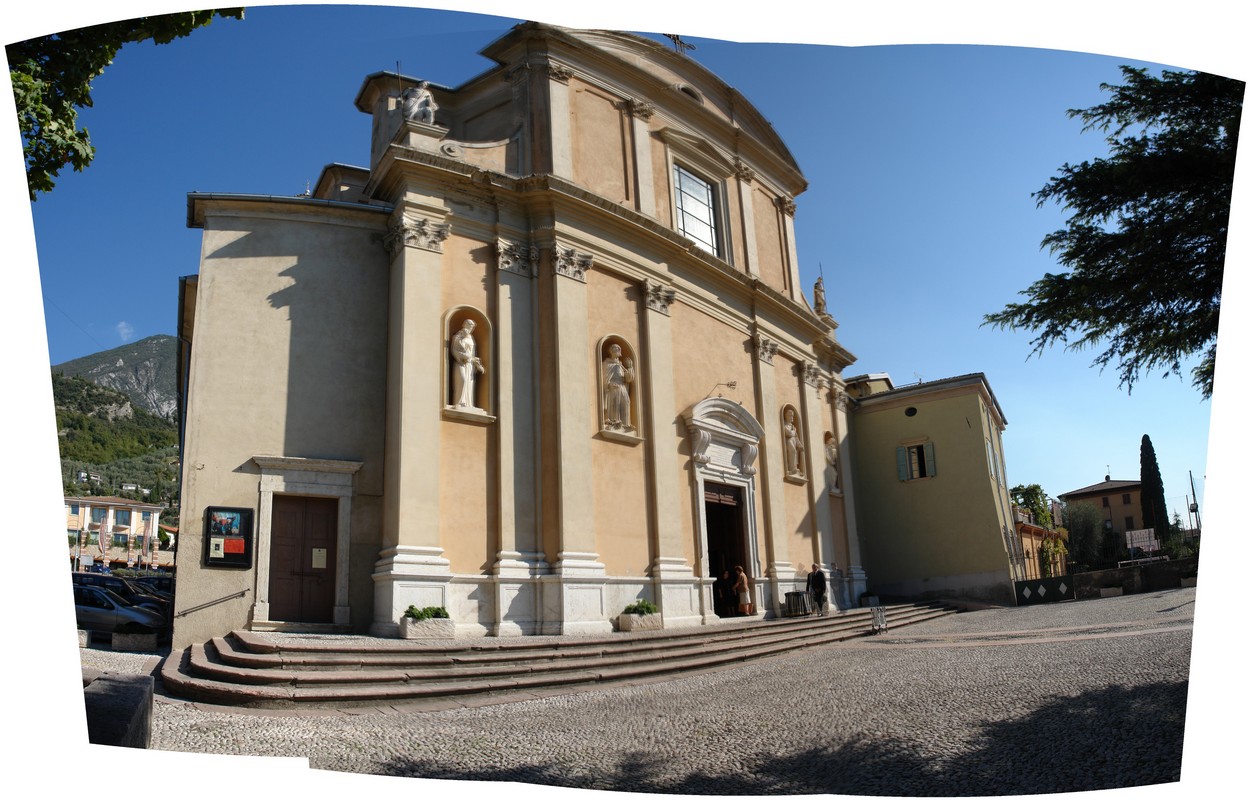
[172,23,877,649]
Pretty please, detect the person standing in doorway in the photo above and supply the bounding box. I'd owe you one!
[806,562,827,616]
[733,566,751,617]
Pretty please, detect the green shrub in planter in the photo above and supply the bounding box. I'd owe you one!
[622,599,658,616]
[404,605,449,621]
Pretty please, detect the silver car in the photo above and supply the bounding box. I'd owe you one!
[73,585,165,635]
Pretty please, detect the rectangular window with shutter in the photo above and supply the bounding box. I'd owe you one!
[896,443,936,481]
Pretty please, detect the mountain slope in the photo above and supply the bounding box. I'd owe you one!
[52,334,178,420]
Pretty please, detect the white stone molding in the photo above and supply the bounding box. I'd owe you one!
[384,215,450,256]
[552,244,593,282]
[754,333,780,365]
[249,456,363,629]
[684,398,765,482]
[644,279,678,315]
[496,239,539,278]
[775,196,796,216]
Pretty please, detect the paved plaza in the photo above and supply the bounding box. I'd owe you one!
[85,589,1196,796]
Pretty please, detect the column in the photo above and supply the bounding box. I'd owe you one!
[799,362,836,612]
[751,330,794,615]
[538,241,609,635]
[835,390,868,605]
[642,279,699,628]
[492,239,546,635]
[371,202,453,636]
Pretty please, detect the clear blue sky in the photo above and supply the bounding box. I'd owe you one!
[4,3,1245,796]
[12,3,1220,516]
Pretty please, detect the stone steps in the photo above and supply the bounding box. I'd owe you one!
[158,602,958,708]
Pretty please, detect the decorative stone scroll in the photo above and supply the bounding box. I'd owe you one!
[684,397,764,478]
[644,280,677,315]
[496,239,538,277]
[547,62,574,83]
[625,99,656,120]
[733,157,755,183]
[553,245,593,282]
[753,333,780,365]
[384,215,450,256]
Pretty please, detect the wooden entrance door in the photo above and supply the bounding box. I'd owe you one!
[269,495,337,623]
[704,483,746,578]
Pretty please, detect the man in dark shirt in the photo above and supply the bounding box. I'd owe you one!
[806,563,827,616]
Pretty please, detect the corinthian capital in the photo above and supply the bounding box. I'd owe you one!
[385,215,450,256]
[496,239,539,277]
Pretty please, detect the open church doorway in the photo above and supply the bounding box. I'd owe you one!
[705,482,748,617]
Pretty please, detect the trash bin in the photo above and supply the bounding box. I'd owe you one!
[784,591,811,617]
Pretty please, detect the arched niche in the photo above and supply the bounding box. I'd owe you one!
[596,334,641,441]
[442,306,494,422]
[780,404,806,483]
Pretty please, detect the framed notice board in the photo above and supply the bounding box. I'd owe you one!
[202,506,254,569]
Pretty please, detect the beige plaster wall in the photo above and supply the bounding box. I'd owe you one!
[668,302,757,566]
[571,83,631,205]
[586,267,649,574]
[851,391,1010,594]
[752,185,787,293]
[175,206,388,648]
[773,356,814,567]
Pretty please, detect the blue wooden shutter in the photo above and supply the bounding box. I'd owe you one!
[896,447,908,481]
[924,443,937,478]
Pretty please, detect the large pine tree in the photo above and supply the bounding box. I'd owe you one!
[1139,434,1170,542]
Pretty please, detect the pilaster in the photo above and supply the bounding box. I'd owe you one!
[752,330,792,614]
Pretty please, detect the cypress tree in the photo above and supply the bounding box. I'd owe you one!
[1140,435,1170,544]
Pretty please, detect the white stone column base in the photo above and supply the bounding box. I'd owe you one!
[492,550,549,636]
[538,552,611,635]
[845,565,870,607]
[370,545,453,636]
[765,561,797,616]
[649,557,702,629]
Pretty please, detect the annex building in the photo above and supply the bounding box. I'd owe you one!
[172,24,1022,649]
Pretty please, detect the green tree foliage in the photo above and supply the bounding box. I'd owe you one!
[1009,483,1053,528]
[1063,502,1103,571]
[1139,434,1170,542]
[984,67,1244,399]
[7,9,244,198]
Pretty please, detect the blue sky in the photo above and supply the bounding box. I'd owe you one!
[4,1,1245,797]
[13,3,1220,513]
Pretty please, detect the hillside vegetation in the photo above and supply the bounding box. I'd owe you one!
[54,372,180,507]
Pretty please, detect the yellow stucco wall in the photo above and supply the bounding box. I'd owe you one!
[571,83,630,206]
[852,389,1009,590]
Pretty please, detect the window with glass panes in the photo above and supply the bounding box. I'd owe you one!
[673,165,719,256]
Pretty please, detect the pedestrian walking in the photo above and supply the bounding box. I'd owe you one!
[733,565,752,616]
[806,562,827,615]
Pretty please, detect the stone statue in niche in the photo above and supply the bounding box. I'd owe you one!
[824,432,840,493]
[402,80,438,124]
[450,319,484,410]
[783,408,804,477]
[602,343,635,431]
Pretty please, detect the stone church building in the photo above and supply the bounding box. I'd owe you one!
[173,23,1009,649]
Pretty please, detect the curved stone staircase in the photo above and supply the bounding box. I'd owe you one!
[159,602,960,709]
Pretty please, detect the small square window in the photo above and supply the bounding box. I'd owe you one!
[1102,497,1110,508]
[1122,494,1131,505]
[1125,516,1135,530]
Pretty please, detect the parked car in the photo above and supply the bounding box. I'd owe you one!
[73,585,165,636]
[131,576,175,600]
[71,573,169,616]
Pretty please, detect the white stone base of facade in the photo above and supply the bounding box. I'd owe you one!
[370,545,453,637]
[651,556,703,629]
[491,550,548,636]
[844,565,869,608]
[538,552,613,635]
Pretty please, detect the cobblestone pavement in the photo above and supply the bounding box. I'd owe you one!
[85,589,1195,796]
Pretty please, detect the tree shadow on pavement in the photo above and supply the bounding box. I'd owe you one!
[374,680,1187,795]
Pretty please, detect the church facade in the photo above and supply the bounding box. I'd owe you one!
[172,24,875,649]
